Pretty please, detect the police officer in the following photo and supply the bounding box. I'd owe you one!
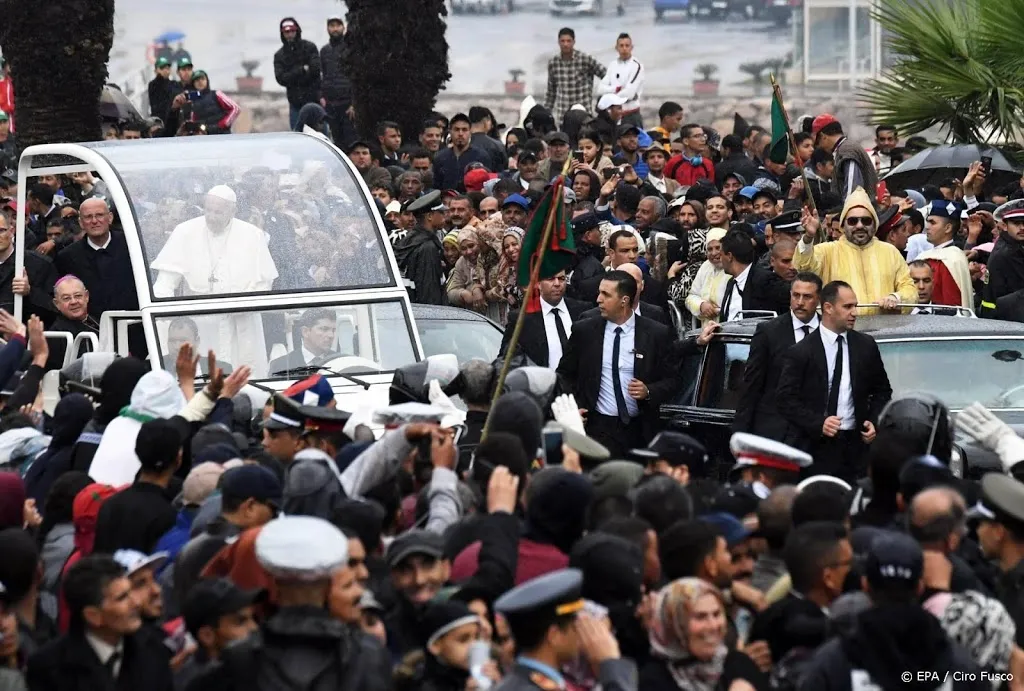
[493,568,637,691]
[394,189,447,305]
[972,473,1024,645]
[629,430,708,483]
[187,516,392,691]
[281,397,353,518]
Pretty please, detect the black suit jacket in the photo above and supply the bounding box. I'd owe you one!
[268,347,335,376]
[556,314,679,439]
[639,276,669,311]
[498,298,589,367]
[54,232,139,316]
[27,628,174,691]
[775,328,892,453]
[745,258,791,316]
[579,303,672,329]
[734,312,814,440]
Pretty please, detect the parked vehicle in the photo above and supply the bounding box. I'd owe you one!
[410,304,503,365]
[653,0,691,20]
[661,313,1024,480]
[452,0,515,14]
[549,0,605,16]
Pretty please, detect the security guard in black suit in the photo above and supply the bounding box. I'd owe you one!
[493,569,637,691]
[972,473,1024,646]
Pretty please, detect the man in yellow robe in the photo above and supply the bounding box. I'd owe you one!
[795,187,916,312]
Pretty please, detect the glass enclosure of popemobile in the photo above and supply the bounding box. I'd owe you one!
[14,133,424,414]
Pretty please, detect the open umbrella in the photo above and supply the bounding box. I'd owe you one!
[154,30,186,43]
[884,144,1019,190]
[100,85,143,123]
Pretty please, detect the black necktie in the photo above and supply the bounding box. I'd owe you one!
[105,651,122,679]
[919,307,931,315]
[551,308,569,351]
[612,327,630,424]
[827,335,844,417]
[720,278,736,320]
[800,325,811,339]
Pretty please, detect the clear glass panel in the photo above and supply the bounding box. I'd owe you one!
[878,339,1024,409]
[695,340,750,410]
[154,300,416,381]
[415,319,502,365]
[807,6,851,76]
[855,6,873,74]
[84,134,394,301]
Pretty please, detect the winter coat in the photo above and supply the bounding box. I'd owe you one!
[40,524,75,598]
[798,603,988,691]
[394,230,446,305]
[184,606,392,691]
[319,35,351,106]
[148,74,175,122]
[27,627,174,691]
[24,394,94,505]
[273,18,322,108]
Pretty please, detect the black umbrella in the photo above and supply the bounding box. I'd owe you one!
[100,84,143,123]
[883,144,1019,190]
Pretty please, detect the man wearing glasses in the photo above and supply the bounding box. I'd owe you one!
[0,206,58,323]
[665,123,716,187]
[47,275,99,369]
[794,187,917,312]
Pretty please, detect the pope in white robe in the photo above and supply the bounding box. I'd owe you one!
[151,185,279,376]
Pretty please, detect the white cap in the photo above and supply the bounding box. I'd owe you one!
[256,516,349,581]
[385,200,402,215]
[112,549,169,576]
[597,93,627,111]
[207,184,237,204]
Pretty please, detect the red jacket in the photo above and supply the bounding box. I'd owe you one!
[451,537,568,586]
[665,154,715,187]
[0,78,13,131]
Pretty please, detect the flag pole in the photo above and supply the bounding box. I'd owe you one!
[480,184,562,442]
[770,73,823,241]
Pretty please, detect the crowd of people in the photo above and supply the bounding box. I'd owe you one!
[1,14,1024,691]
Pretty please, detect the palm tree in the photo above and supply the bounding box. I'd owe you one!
[860,0,1024,143]
[344,0,450,146]
[0,0,116,154]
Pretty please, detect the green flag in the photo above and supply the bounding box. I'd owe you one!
[769,89,790,165]
[517,179,576,313]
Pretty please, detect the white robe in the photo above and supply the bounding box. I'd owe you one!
[916,244,975,310]
[151,216,279,377]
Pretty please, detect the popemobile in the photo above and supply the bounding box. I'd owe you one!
[14,132,427,416]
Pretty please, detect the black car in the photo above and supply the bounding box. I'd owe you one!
[410,303,504,365]
[662,314,1024,480]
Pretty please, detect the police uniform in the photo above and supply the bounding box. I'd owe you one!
[728,432,813,497]
[395,190,446,305]
[767,210,803,237]
[262,394,305,432]
[255,515,349,580]
[983,199,1024,319]
[629,430,708,477]
[493,569,638,691]
[973,473,1024,645]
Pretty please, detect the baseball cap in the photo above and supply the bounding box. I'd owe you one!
[597,93,627,111]
[699,512,752,547]
[865,532,923,592]
[502,193,530,210]
[386,529,444,568]
[177,57,193,69]
[155,57,171,68]
[617,123,641,138]
[811,113,839,136]
[465,168,498,192]
[545,131,570,145]
[385,200,402,215]
[737,185,760,201]
[112,549,169,577]
[0,112,9,124]
[220,465,283,508]
[182,578,265,636]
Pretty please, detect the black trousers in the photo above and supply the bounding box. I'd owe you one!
[586,412,645,460]
[811,430,866,484]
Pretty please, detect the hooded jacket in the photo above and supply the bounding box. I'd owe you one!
[24,394,94,505]
[319,31,351,106]
[70,356,150,473]
[273,18,322,108]
[798,603,988,691]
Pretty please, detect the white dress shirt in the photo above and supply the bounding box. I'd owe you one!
[86,632,124,678]
[725,264,751,322]
[819,324,855,430]
[301,344,319,365]
[597,314,639,419]
[541,298,573,369]
[792,313,820,342]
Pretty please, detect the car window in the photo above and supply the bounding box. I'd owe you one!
[879,338,1024,409]
[695,339,750,409]
[669,339,706,406]
[417,319,503,365]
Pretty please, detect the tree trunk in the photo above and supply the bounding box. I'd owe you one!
[343,0,450,147]
[0,0,115,155]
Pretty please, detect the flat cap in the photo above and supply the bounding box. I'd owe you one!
[255,516,349,581]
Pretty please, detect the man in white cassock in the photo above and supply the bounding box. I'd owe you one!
[152,185,279,376]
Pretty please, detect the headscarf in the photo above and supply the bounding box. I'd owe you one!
[649,578,730,691]
[95,357,150,426]
[705,227,727,248]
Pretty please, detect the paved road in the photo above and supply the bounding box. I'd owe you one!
[111,0,791,99]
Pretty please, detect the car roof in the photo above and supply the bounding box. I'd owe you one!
[411,303,497,324]
[688,314,1024,340]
